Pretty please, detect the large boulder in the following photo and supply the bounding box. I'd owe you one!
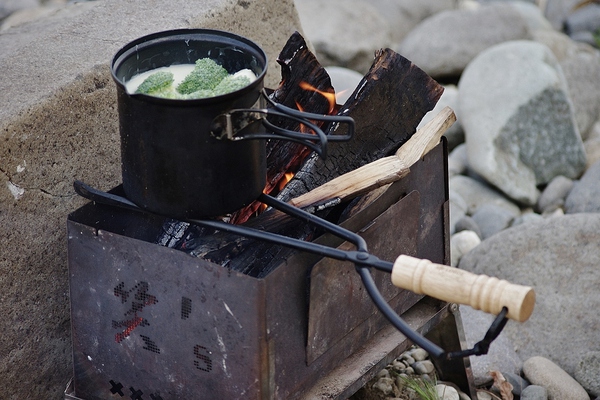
[458,213,600,385]
[396,2,551,79]
[0,0,304,398]
[458,40,586,206]
[294,0,392,73]
[533,29,600,140]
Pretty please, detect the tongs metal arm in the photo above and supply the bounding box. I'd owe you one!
[73,181,528,362]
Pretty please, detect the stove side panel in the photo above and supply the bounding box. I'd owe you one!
[67,222,266,400]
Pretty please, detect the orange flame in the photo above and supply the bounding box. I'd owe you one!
[299,81,336,114]
[278,172,295,191]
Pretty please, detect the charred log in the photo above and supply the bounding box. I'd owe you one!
[278,47,444,202]
[230,32,335,224]
[156,34,444,278]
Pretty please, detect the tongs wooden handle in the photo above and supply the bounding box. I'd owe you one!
[391,255,535,322]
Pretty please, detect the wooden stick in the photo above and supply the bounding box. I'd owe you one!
[391,255,535,322]
[289,106,456,209]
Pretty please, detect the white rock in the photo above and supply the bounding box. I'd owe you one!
[459,40,586,206]
[436,384,460,400]
[450,230,480,267]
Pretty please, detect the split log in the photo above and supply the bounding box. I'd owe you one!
[277,47,444,202]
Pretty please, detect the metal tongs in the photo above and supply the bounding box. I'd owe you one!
[73,107,535,361]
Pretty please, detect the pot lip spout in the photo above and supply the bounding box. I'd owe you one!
[110,28,268,104]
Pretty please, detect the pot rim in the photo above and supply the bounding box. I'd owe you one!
[110,28,269,105]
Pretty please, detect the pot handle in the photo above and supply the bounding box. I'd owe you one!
[210,94,355,159]
[391,255,535,323]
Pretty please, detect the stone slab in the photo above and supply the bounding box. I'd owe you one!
[0,0,304,398]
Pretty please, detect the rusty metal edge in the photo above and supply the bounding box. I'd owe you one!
[298,298,450,400]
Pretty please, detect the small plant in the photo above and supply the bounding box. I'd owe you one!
[397,375,439,400]
[592,28,600,49]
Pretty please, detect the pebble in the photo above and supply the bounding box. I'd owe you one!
[436,384,460,400]
[454,215,482,237]
[522,356,590,400]
[502,371,530,396]
[520,385,548,400]
[537,175,574,213]
[409,347,429,362]
[372,377,395,396]
[471,203,515,239]
[450,229,480,267]
[565,159,600,213]
[411,360,435,375]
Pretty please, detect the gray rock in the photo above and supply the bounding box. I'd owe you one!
[459,305,522,387]
[0,0,39,21]
[574,351,600,397]
[520,385,548,400]
[450,175,522,216]
[459,40,586,205]
[511,211,544,228]
[569,30,599,48]
[450,189,468,234]
[418,85,464,150]
[502,371,529,396]
[471,203,515,239]
[454,215,482,238]
[325,66,363,105]
[294,0,392,73]
[565,160,600,213]
[459,214,600,380]
[542,0,582,30]
[564,4,600,36]
[537,175,574,213]
[397,2,541,79]
[585,121,600,168]
[372,377,395,395]
[368,0,456,45]
[412,360,435,375]
[523,356,590,400]
[448,143,468,177]
[409,347,429,362]
[533,29,600,140]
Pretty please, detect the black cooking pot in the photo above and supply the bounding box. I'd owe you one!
[111,29,353,219]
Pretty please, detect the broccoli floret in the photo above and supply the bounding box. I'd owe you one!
[135,71,174,95]
[184,89,218,100]
[212,75,252,96]
[176,58,228,95]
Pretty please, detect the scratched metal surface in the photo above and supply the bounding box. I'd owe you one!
[68,222,266,399]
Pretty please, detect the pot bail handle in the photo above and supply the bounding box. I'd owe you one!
[210,92,355,159]
[391,255,535,323]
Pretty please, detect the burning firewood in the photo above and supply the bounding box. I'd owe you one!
[157,32,445,277]
[230,32,335,224]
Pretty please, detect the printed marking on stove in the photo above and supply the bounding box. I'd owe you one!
[112,281,158,349]
[108,380,164,399]
[110,282,214,372]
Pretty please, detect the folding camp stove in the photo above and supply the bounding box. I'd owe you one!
[65,140,477,399]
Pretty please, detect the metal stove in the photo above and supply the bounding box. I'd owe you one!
[66,140,475,399]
